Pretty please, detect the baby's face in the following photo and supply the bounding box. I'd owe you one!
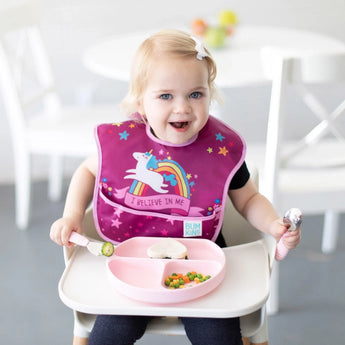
[138,56,211,145]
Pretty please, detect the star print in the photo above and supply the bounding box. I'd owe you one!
[111,218,122,228]
[218,146,229,156]
[119,130,129,140]
[207,147,213,153]
[129,123,135,128]
[190,181,195,187]
[186,173,192,180]
[159,149,164,155]
[112,122,123,127]
[113,208,123,218]
[216,133,225,142]
[161,229,169,236]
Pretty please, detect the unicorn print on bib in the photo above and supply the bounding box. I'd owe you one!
[124,152,169,194]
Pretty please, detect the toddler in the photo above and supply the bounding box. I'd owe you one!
[50,29,301,345]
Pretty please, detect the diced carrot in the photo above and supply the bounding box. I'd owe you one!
[182,276,190,283]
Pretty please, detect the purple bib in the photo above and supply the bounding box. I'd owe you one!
[93,116,246,244]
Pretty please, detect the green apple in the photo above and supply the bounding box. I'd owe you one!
[205,26,226,48]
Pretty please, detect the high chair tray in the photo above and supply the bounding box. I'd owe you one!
[106,237,226,304]
[59,240,270,317]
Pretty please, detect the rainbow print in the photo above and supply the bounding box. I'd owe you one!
[129,159,190,198]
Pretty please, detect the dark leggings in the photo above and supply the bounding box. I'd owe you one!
[88,315,243,345]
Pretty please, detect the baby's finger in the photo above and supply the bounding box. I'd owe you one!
[283,230,301,249]
[61,225,74,246]
[50,223,63,246]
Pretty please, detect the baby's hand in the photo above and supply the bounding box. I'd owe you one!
[50,217,82,247]
[269,218,301,250]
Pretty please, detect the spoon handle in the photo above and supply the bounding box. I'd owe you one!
[275,208,302,261]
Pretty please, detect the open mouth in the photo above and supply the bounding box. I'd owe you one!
[169,121,190,129]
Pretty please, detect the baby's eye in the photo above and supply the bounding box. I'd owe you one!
[190,91,201,99]
[160,94,172,100]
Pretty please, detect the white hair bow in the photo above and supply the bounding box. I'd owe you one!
[191,36,207,60]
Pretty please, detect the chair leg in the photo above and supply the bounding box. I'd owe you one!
[266,261,279,315]
[14,150,31,230]
[48,155,63,201]
[322,210,340,254]
[72,336,88,345]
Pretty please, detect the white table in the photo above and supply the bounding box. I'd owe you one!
[58,240,269,318]
[83,25,345,88]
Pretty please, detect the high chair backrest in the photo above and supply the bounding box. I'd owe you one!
[0,1,60,146]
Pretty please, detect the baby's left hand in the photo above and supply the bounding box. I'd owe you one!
[269,218,301,249]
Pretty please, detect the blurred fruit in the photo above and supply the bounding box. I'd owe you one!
[225,25,235,36]
[205,26,226,48]
[218,10,237,26]
[191,18,208,36]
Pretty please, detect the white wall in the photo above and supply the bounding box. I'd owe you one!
[0,0,345,183]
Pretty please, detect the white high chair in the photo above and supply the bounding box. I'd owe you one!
[60,171,276,345]
[0,1,121,230]
[247,50,345,314]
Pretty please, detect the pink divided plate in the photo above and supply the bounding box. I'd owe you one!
[106,237,226,304]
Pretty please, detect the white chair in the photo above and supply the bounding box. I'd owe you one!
[247,50,345,313]
[62,171,276,345]
[0,1,121,229]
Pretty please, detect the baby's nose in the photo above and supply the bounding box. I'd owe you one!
[174,98,191,114]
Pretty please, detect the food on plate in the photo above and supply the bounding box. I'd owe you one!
[164,272,211,289]
[147,238,188,259]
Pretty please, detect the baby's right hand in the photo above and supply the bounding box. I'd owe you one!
[50,217,82,247]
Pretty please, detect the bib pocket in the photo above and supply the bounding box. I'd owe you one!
[94,190,223,244]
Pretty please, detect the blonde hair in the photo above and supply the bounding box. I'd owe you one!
[120,29,219,119]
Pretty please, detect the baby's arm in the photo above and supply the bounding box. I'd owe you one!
[50,155,97,247]
[228,179,301,249]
